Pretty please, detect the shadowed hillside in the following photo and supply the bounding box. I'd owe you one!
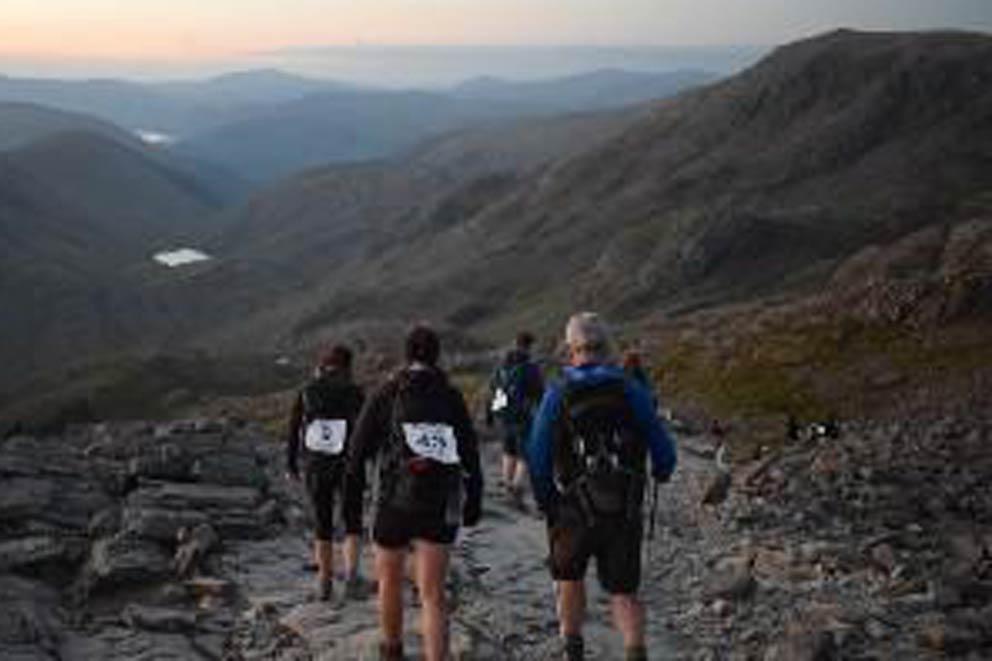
[3,30,992,428]
[213,29,992,342]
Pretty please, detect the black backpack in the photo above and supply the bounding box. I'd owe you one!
[383,377,464,519]
[554,378,647,522]
[491,361,534,424]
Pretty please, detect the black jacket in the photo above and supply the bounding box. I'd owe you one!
[346,365,483,526]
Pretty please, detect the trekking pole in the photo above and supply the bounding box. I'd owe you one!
[646,478,660,566]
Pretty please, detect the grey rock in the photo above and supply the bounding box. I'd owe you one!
[87,507,121,539]
[705,556,755,601]
[127,444,192,482]
[121,605,197,633]
[0,536,66,572]
[174,523,220,578]
[85,535,172,590]
[122,507,209,542]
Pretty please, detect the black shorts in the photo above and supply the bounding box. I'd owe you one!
[372,506,457,549]
[547,506,643,595]
[499,420,527,457]
[305,457,363,540]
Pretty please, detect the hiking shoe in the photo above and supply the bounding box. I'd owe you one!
[378,640,405,660]
[625,645,648,661]
[316,579,333,602]
[560,634,584,661]
[344,575,366,600]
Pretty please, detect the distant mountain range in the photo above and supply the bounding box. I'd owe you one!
[453,68,716,112]
[2,30,991,427]
[0,68,714,183]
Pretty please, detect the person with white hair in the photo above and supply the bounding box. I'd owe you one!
[526,312,677,661]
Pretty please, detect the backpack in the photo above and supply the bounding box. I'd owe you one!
[491,361,534,424]
[554,378,647,522]
[301,377,354,457]
[383,377,464,520]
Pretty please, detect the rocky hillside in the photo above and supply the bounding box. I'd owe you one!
[205,30,992,350]
[3,415,990,659]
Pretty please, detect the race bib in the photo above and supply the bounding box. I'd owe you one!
[491,388,508,412]
[401,423,460,465]
[304,419,347,455]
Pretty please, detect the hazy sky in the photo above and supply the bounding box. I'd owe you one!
[1,0,990,81]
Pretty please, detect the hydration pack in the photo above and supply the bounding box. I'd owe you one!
[555,379,646,521]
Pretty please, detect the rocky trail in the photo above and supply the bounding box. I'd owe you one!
[2,415,991,659]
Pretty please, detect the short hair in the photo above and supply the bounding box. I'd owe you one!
[318,344,353,370]
[405,324,440,365]
[515,331,535,350]
[565,312,611,358]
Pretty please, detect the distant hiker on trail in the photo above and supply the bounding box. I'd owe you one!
[286,344,366,602]
[487,331,544,506]
[346,324,483,661]
[526,313,677,661]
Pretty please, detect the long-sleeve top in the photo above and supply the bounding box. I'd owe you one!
[525,362,678,510]
[346,365,483,524]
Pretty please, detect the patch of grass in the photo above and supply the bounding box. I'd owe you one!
[654,315,992,427]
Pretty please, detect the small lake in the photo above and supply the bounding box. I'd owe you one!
[135,129,177,146]
[153,248,212,268]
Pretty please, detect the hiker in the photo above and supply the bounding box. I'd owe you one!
[487,331,544,504]
[286,344,367,602]
[526,312,677,661]
[346,324,483,661]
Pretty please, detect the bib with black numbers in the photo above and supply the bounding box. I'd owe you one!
[401,423,460,465]
[304,419,347,455]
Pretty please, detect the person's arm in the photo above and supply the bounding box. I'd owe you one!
[485,366,498,427]
[342,384,368,533]
[286,393,304,478]
[525,384,563,510]
[626,380,677,480]
[346,383,389,479]
[448,387,483,526]
[526,362,545,407]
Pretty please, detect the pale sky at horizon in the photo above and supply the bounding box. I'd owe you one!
[3,0,991,57]
[1,0,990,82]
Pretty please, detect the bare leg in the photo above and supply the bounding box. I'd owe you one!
[375,545,406,649]
[512,460,528,490]
[413,540,450,661]
[342,533,361,580]
[314,539,334,584]
[557,580,586,637]
[501,454,516,487]
[610,593,646,648]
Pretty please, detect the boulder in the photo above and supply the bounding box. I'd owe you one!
[174,524,220,578]
[122,507,209,543]
[121,605,197,634]
[0,536,66,573]
[85,535,172,590]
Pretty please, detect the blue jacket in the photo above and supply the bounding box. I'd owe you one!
[525,363,677,509]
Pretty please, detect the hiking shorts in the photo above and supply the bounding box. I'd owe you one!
[372,506,457,549]
[500,420,528,458]
[304,457,363,540]
[547,506,643,595]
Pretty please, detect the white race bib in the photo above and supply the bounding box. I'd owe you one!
[304,419,347,455]
[491,389,508,412]
[401,423,460,465]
